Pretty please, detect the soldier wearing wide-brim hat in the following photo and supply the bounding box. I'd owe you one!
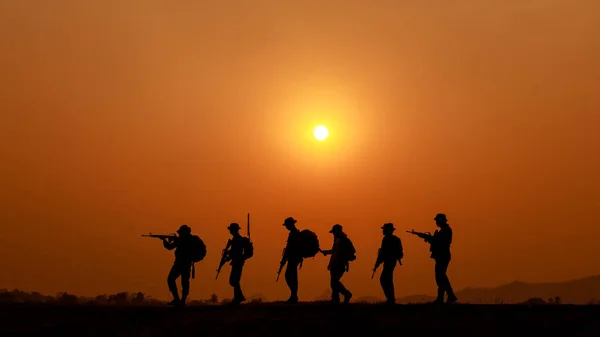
[321,224,355,304]
[374,222,404,304]
[280,216,302,303]
[430,213,457,304]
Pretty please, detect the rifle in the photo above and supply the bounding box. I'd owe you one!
[216,239,232,280]
[276,248,286,282]
[141,233,177,240]
[406,229,433,242]
[247,213,251,241]
[371,248,381,279]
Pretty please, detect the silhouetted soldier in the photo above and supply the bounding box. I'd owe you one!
[280,217,302,303]
[225,222,253,305]
[321,224,355,304]
[163,224,195,306]
[373,223,403,304]
[429,214,457,304]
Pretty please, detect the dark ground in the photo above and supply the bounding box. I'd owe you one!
[1,303,599,337]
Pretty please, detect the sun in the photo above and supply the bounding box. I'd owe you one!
[313,125,329,141]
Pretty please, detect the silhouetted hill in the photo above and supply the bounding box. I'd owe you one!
[4,274,600,305]
[397,275,600,304]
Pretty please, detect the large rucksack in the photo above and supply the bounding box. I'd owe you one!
[344,236,356,261]
[298,229,320,258]
[243,237,254,260]
[191,235,207,263]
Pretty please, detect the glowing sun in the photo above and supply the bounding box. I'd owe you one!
[313,125,329,141]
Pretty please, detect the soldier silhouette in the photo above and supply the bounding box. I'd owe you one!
[280,217,303,304]
[225,222,253,305]
[163,224,195,306]
[429,214,457,304]
[373,223,403,304]
[321,224,355,304]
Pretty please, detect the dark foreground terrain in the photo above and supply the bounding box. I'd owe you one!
[1,303,599,337]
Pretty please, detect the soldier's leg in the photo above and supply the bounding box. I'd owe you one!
[285,261,299,301]
[380,262,396,303]
[329,268,341,302]
[167,264,181,301]
[434,258,450,302]
[229,264,245,302]
[337,268,351,299]
[180,264,191,303]
[444,258,457,302]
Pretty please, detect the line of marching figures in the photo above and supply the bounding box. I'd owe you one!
[142,213,458,307]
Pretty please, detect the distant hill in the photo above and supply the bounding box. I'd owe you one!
[3,274,600,305]
[397,274,600,304]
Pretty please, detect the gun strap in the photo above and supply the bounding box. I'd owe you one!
[191,263,195,279]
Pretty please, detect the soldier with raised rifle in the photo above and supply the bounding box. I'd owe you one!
[372,223,403,304]
[142,224,200,306]
[406,213,458,304]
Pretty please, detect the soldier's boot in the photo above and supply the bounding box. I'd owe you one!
[343,291,352,304]
[285,295,298,304]
[430,289,445,304]
[330,292,341,304]
[167,290,180,306]
[446,289,458,304]
[231,295,246,305]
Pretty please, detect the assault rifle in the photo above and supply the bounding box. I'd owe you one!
[406,229,433,242]
[216,239,232,280]
[141,233,177,240]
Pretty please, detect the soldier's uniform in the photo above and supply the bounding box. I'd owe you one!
[375,223,403,304]
[226,223,252,304]
[163,225,195,306]
[281,217,302,303]
[429,214,457,304]
[322,224,354,304]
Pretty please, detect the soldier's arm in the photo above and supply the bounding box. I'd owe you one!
[163,238,176,250]
[375,239,385,265]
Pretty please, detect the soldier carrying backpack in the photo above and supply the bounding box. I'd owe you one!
[373,223,403,304]
[158,224,206,307]
[321,224,355,304]
[278,217,320,304]
[217,220,253,305]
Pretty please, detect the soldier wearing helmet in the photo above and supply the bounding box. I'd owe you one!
[224,222,253,305]
[163,224,195,306]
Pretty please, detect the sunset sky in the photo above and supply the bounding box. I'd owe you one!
[1,0,599,302]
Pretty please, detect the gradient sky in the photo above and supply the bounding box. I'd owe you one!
[1,0,599,301]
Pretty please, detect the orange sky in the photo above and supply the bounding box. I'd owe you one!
[1,1,599,301]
